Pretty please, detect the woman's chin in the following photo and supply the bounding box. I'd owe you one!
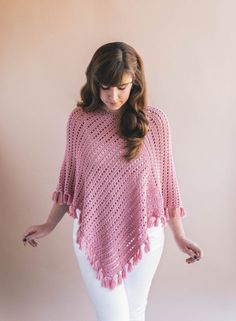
[105,104,122,112]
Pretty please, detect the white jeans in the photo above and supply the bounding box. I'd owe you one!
[72,215,165,321]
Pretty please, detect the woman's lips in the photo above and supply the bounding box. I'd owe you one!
[108,102,119,106]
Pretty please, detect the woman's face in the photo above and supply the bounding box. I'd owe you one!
[99,73,133,113]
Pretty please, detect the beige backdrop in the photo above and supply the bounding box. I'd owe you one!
[1,1,235,321]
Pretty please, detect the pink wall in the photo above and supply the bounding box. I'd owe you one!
[1,1,235,320]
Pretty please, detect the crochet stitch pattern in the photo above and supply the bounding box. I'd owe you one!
[52,105,186,290]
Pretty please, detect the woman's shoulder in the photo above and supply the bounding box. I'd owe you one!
[67,105,87,125]
[146,105,169,126]
[68,104,84,117]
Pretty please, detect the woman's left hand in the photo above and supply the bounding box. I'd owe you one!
[174,235,204,264]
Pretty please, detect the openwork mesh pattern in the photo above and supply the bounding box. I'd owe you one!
[52,105,186,290]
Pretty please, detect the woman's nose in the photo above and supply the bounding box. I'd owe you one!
[108,88,119,101]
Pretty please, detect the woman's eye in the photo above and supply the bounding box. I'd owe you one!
[101,86,126,90]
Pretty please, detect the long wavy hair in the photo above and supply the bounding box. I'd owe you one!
[76,41,149,161]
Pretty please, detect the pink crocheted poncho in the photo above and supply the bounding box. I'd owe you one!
[51,105,186,290]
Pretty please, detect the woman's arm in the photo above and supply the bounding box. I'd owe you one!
[167,214,204,264]
[167,214,186,239]
[154,108,203,263]
[22,202,70,247]
[45,202,69,230]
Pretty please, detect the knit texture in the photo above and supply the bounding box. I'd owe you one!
[52,105,186,290]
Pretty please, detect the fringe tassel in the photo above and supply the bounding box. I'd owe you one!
[154,216,159,226]
[132,253,138,265]
[52,191,73,206]
[122,266,126,279]
[127,260,133,272]
[160,216,166,225]
[144,238,150,253]
[69,205,77,218]
[103,277,110,289]
[100,276,117,290]
[138,247,143,260]
[76,229,83,249]
[101,277,106,288]
[94,260,99,270]
[117,272,123,285]
[147,216,157,227]
[96,268,103,280]
[109,277,116,289]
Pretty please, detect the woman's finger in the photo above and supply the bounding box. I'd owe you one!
[186,257,196,264]
[187,242,200,254]
[28,239,36,247]
[192,247,203,259]
[185,247,196,257]
[24,236,37,247]
[23,230,35,239]
[187,243,203,258]
[32,239,38,246]
[186,254,202,264]
[186,254,199,263]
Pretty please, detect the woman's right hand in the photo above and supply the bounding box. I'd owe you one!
[22,223,54,247]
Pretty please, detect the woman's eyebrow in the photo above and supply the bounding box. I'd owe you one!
[101,81,131,87]
[120,81,132,86]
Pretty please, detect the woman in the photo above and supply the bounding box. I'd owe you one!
[22,41,203,321]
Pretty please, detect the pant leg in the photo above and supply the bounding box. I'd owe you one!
[72,216,130,321]
[72,210,164,321]
[123,223,165,321]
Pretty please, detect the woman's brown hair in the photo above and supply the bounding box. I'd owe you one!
[76,41,149,161]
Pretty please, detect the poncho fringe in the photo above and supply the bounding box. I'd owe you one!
[52,190,186,290]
